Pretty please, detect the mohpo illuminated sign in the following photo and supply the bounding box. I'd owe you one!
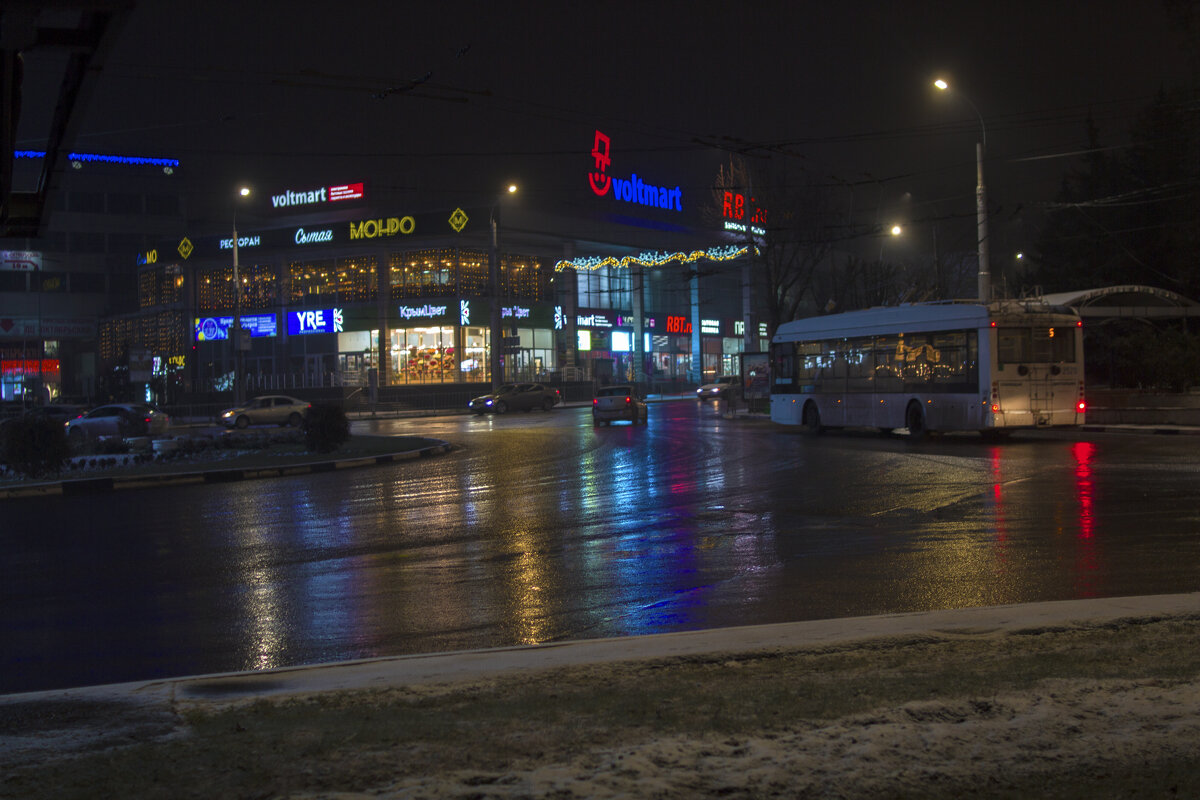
[349,216,415,240]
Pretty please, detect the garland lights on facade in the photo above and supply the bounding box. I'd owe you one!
[553,244,754,272]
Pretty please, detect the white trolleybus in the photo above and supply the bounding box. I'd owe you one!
[769,299,1087,437]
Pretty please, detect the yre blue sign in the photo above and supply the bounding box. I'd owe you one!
[288,308,344,335]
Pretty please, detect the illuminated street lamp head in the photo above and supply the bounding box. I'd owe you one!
[890,225,903,236]
[934,79,949,91]
[238,186,251,198]
[506,184,518,195]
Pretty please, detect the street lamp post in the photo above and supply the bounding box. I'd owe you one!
[232,186,250,404]
[489,184,518,392]
[934,79,990,303]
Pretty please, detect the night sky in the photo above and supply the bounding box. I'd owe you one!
[14,1,1194,261]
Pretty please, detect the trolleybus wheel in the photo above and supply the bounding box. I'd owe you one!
[905,401,927,441]
[802,402,823,435]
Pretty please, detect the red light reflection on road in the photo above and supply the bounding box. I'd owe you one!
[988,447,1010,571]
[1072,440,1098,595]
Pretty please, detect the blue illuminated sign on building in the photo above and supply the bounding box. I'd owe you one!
[288,308,344,335]
[194,314,277,341]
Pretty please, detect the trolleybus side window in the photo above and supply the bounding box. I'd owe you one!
[873,335,902,392]
[898,333,934,389]
[929,330,978,392]
[845,338,871,392]
[797,341,819,390]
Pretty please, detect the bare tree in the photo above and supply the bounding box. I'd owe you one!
[704,156,842,336]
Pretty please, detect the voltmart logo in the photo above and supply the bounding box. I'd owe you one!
[270,182,364,209]
[587,130,682,212]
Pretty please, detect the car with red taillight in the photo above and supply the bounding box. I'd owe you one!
[592,384,648,426]
[64,403,170,442]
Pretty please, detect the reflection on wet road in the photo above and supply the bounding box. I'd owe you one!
[5,401,1200,693]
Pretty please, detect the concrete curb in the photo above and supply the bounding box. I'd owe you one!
[5,592,1197,707]
[0,441,454,500]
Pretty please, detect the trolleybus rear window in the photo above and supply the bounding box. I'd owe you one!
[997,327,1076,364]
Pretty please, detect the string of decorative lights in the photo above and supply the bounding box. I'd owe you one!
[15,150,181,168]
[554,244,755,273]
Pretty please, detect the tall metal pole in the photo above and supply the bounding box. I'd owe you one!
[232,221,242,404]
[975,141,990,304]
[742,184,756,356]
[489,201,503,392]
[231,186,250,404]
[489,185,517,392]
[632,263,645,386]
[934,80,989,303]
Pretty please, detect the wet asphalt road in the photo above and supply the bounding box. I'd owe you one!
[4,399,1200,694]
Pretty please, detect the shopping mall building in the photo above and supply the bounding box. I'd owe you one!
[4,130,771,403]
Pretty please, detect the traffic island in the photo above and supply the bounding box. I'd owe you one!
[0,434,453,498]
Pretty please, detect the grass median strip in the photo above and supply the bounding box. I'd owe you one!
[3,616,1199,799]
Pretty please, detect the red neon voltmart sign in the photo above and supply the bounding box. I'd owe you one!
[587,130,682,212]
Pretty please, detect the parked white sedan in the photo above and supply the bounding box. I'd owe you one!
[220,395,312,428]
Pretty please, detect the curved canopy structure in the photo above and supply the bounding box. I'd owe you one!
[1039,285,1200,320]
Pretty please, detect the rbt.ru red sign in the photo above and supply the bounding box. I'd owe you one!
[722,191,766,235]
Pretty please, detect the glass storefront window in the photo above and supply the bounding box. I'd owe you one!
[509,327,556,380]
[390,325,456,383]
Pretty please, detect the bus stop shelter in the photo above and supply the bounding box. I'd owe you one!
[1040,285,1200,322]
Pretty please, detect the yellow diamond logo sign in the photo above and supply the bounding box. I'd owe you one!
[177,237,194,259]
[448,207,469,233]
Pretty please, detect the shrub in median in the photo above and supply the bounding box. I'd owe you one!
[0,415,71,479]
[304,404,350,453]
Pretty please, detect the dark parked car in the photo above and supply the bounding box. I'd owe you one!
[26,403,87,424]
[468,383,561,414]
[0,403,84,439]
[64,403,170,442]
